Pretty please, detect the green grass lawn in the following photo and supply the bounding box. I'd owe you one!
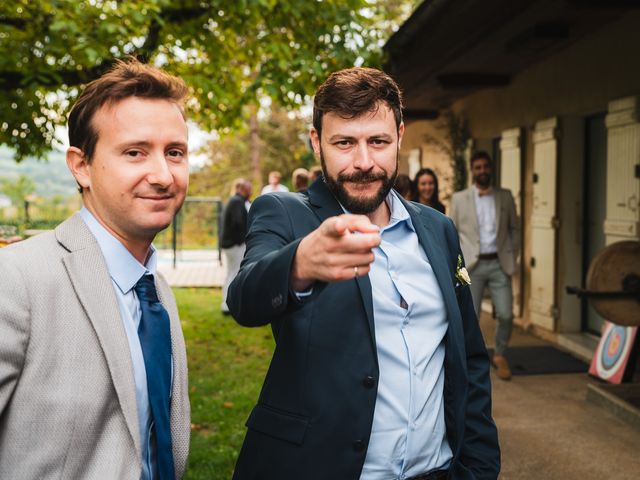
[174,288,274,479]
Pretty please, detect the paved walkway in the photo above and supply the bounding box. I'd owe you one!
[481,313,640,479]
[156,249,223,287]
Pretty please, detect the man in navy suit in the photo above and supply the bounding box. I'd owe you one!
[228,67,500,480]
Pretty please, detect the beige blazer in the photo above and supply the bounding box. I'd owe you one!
[0,214,190,479]
[449,186,520,275]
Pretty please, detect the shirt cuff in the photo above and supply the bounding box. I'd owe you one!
[293,287,314,301]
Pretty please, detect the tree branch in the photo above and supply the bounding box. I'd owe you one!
[0,60,116,91]
[135,18,162,62]
[0,16,27,30]
[0,6,212,90]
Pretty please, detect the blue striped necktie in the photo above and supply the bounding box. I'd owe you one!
[135,274,175,480]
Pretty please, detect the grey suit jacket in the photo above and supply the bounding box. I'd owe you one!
[0,213,190,479]
[450,187,520,275]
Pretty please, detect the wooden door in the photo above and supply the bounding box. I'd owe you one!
[530,118,559,330]
[604,96,640,245]
[499,128,523,316]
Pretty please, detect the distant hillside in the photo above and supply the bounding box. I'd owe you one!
[0,147,77,198]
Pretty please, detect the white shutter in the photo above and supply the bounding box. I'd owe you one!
[530,118,559,330]
[604,96,640,244]
[499,128,522,316]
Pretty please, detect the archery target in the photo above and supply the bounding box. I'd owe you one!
[589,321,638,384]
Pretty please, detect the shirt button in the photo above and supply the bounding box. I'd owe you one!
[362,375,376,389]
[352,439,367,452]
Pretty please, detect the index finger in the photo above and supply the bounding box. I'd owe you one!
[338,214,380,234]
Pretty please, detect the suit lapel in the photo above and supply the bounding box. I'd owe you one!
[403,201,457,313]
[402,200,467,370]
[156,275,190,474]
[56,215,141,458]
[468,188,480,236]
[307,178,343,225]
[494,188,503,238]
[307,180,377,349]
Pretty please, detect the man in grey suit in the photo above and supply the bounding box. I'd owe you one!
[0,60,191,479]
[450,151,520,380]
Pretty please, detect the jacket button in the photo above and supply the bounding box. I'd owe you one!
[362,375,375,389]
[271,294,283,308]
[352,439,366,452]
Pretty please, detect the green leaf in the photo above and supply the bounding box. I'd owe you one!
[0,0,417,163]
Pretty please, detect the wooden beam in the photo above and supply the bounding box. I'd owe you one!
[403,109,440,121]
[437,74,510,89]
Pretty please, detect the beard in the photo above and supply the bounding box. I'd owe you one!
[320,148,398,214]
[473,173,491,188]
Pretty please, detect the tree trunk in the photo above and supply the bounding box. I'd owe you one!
[249,109,262,190]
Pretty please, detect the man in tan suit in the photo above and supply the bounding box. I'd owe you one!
[0,60,191,479]
[450,151,520,380]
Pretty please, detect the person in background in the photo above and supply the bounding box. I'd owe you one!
[0,59,191,479]
[308,164,323,184]
[220,178,252,315]
[291,167,310,193]
[393,173,414,201]
[244,181,252,212]
[414,167,446,214]
[260,170,289,194]
[449,151,520,381]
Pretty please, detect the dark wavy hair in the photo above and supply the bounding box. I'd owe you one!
[413,168,445,213]
[312,67,403,137]
[393,173,413,199]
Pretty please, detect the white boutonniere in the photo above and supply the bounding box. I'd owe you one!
[455,254,471,285]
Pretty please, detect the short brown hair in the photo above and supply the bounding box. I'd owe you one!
[470,151,492,168]
[309,165,323,182]
[312,67,403,137]
[231,177,247,196]
[68,58,188,164]
[291,168,309,191]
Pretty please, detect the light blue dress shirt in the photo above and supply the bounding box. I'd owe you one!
[79,207,157,480]
[359,192,453,479]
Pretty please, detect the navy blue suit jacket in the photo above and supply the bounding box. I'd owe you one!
[228,179,500,479]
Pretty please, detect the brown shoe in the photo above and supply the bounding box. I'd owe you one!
[492,354,512,381]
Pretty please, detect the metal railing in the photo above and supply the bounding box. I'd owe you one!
[154,196,223,267]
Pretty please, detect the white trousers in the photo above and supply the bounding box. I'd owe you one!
[221,244,246,312]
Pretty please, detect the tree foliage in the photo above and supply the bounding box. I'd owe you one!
[0,174,35,219]
[189,108,313,199]
[0,0,398,161]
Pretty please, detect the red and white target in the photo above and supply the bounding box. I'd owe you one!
[589,321,638,384]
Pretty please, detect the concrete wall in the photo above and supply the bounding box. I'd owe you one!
[455,11,640,138]
[401,11,640,332]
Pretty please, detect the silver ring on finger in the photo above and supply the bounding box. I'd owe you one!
[354,265,359,277]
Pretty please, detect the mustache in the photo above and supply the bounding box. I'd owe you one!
[337,170,388,183]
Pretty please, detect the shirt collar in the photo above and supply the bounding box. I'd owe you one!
[79,207,157,295]
[473,184,494,197]
[385,189,415,232]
